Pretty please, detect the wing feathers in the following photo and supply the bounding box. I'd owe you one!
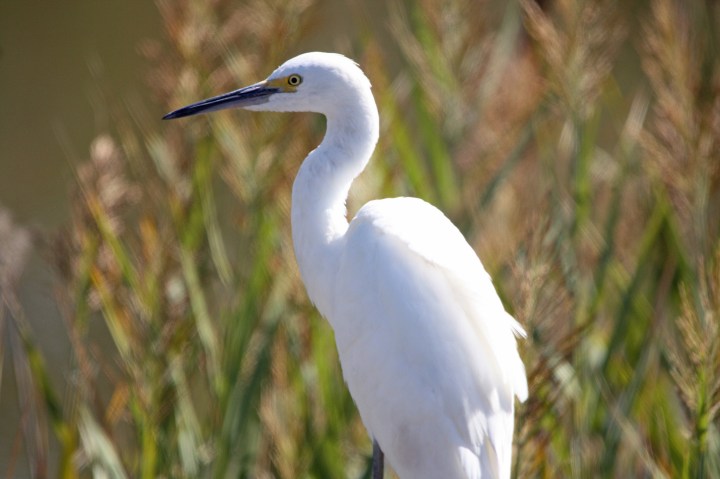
[333,197,526,479]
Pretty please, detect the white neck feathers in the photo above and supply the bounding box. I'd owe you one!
[290,86,379,318]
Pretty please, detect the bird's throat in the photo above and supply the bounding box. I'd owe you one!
[290,98,379,320]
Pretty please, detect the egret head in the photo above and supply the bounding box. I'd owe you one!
[163,52,372,120]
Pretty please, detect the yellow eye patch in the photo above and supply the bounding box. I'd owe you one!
[267,74,303,92]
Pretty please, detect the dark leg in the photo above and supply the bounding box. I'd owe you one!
[372,438,384,479]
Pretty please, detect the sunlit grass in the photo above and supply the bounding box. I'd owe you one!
[2,0,719,477]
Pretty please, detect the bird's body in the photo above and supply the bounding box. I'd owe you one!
[165,52,527,479]
[333,198,527,478]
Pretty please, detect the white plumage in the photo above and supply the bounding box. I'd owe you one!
[165,51,527,479]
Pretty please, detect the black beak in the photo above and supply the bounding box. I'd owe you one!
[163,81,279,120]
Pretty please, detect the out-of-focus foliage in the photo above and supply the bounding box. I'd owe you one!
[2,0,719,477]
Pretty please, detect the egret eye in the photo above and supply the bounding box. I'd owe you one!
[287,74,303,86]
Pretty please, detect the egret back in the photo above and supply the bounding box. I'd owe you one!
[331,197,526,479]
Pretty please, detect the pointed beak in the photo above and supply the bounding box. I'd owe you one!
[162,81,279,120]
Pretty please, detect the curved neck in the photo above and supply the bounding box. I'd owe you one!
[291,91,379,318]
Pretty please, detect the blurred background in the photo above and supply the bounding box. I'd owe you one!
[1,0,719,478]
[0,1,160,476]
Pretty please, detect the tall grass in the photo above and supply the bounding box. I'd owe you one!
[2,0,719,477]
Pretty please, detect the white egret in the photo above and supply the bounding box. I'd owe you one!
[164,52,527,479]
